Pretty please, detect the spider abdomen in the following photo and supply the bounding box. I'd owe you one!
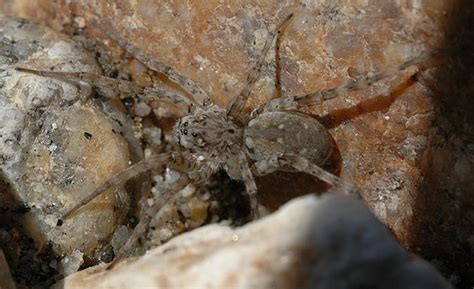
[244,111,333,168]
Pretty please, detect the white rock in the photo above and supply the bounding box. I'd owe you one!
[54,194,452,289]
[0,15,140,262]
[58,250,84,277]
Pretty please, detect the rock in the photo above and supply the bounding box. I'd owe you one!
[58,249,84,277]
[61,2,470,286]
[53,194,451,289]
[1,0,473,286]
[7,0,453,244]
[0,15,139,270]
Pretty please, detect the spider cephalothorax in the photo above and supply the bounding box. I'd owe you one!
[174,105,248,182]
[175,106,243,153]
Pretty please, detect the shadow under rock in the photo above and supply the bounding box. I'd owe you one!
[0,172,61,288]
[407,0,474,288]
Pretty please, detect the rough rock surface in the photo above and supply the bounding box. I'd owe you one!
[54,194,451,289]
[0,0,473,287]
[0,15,138,279]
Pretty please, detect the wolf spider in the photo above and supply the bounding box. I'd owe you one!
[17,12,441,268]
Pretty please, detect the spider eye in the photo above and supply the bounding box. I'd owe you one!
[191,132,198,137]
[183,122,188,127]
[183,129,188,135]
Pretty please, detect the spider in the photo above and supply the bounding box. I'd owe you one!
[16,12,442,268]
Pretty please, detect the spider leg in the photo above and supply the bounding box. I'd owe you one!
[92,20,212,107]
[15,67,142,96]
[61,153,174,220]
[253,49,448,116]
[15,67,195,112]
[142,87,196,113]
[226,13,294,120]
[107,174,191,270]
[107,153,210,269]
[255,154,361,197]
[274,13,286,100]
[239,161,260,219]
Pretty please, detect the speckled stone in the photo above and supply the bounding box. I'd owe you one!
[44,0,466,257]
[1,0,473,286]
[0,15,138,267]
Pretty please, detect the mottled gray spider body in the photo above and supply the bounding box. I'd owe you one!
[245,111,333,172]
[16,11,443,268]
[172,101,345,218]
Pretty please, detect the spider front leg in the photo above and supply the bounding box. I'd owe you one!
[142,87,197,114]
[15,68,196,113]
[92,20,213,107]
[255,154,361,197]
[107,174,192,270]
[15,67,142,98]
[61,152,175,219]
